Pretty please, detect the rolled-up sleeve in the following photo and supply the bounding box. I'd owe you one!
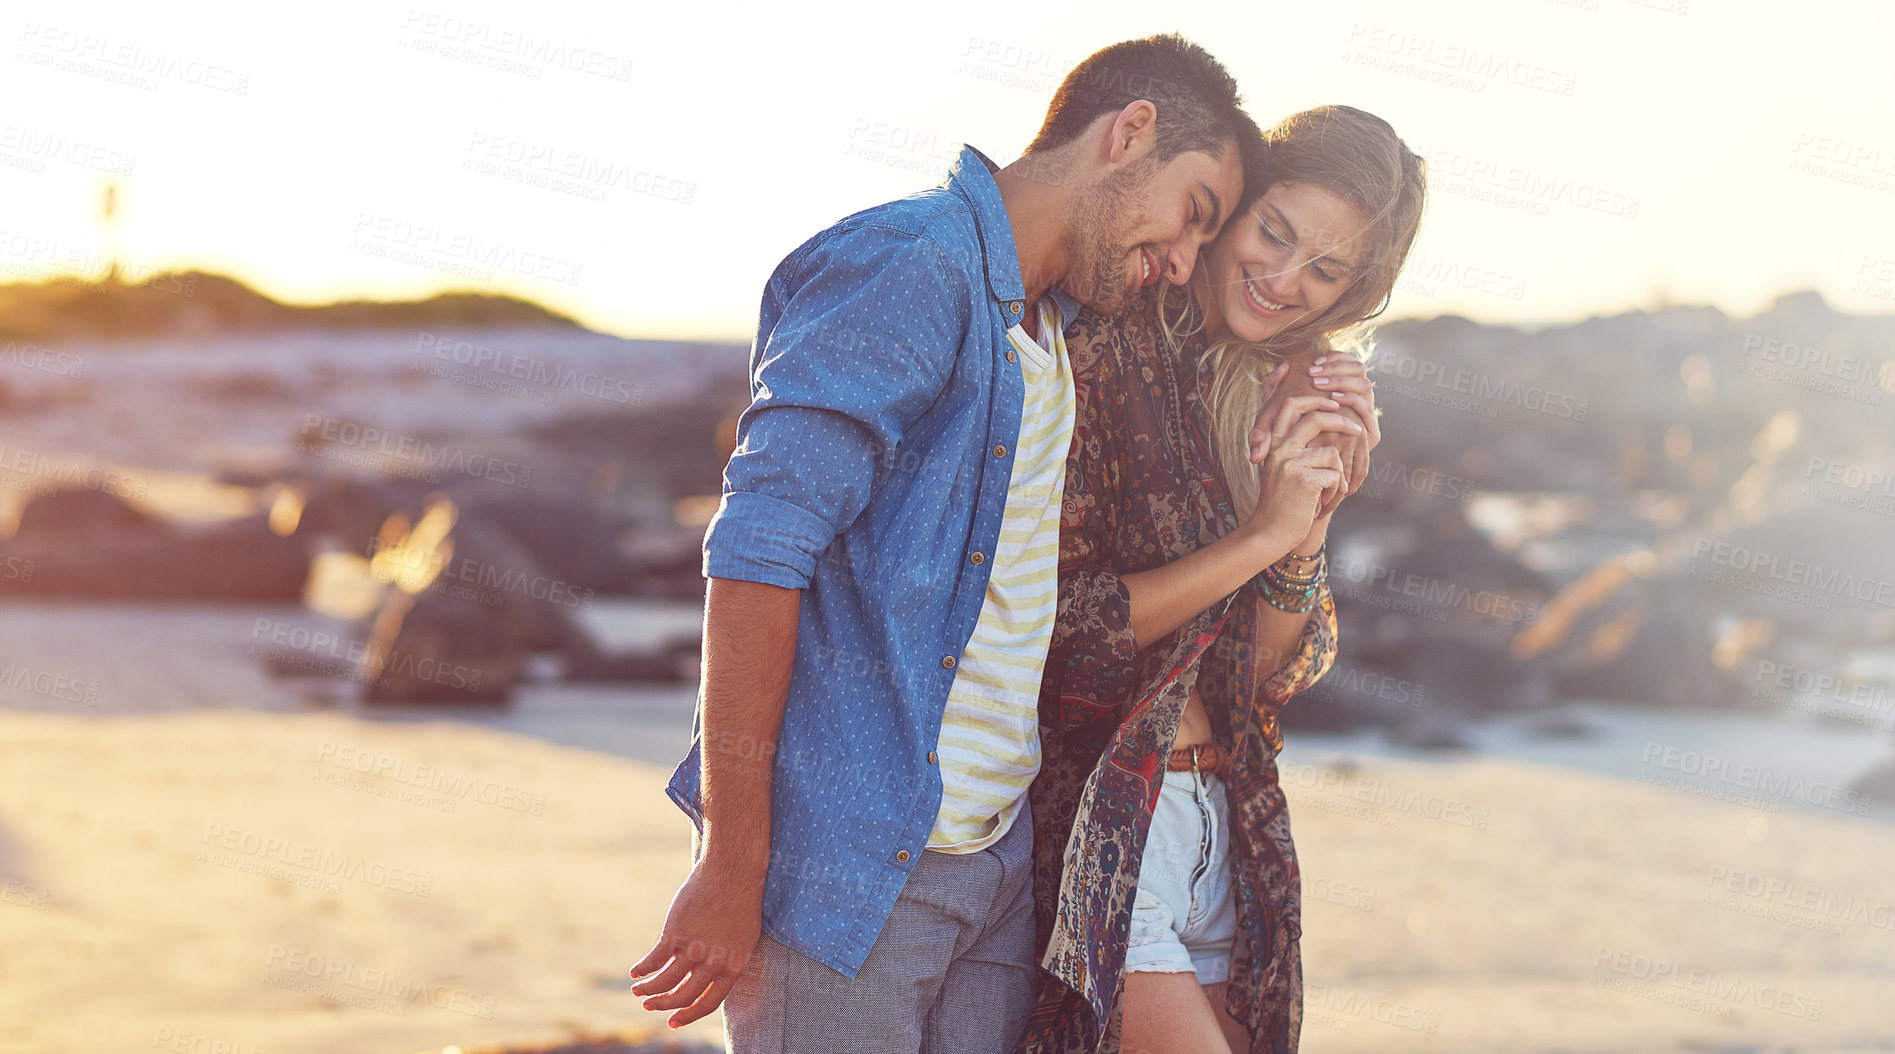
[704,227,969,589]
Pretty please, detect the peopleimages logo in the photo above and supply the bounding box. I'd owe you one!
[1640,742,1872,815]
[396,10,633,82]
[1357,459,1478,504]
[262,945,496,1019]
[1705,865,1895,933]
[0,124,136,176]
[1373,347,1589,420]
[1423,147,1639,219]
[414,332,641,406]
[200,824,433,896]
[1803,457,1895,498]
[1739,334,1881,384]
[1342,24,1578,96]
[1689,537,1895,609]
[1589,947,1822,1021]
[1329,553,1541,625]
[1790,132,1895,175]
[312,741,546,815]
[1750,659,1894,730]
[347,213,585,286]
[461,133,694,205]
[299,415,532,488]
[1283,764,1491,830]
[15,22,251,94]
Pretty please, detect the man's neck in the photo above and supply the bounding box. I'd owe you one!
[993,149,1081,307]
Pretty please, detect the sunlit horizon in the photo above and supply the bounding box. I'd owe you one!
[6,0,1892,343]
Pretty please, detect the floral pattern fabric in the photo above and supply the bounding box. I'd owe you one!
[1015,289,1338,1054]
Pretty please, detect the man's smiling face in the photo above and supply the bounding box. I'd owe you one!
[1061,142,1245,316]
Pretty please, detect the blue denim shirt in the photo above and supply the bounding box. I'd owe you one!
[666,146,1079,977]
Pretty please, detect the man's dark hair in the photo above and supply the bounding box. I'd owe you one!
[1026,34,1267,186]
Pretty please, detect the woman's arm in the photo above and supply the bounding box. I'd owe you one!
[1047,323,1355,724]
[1226,353,1374,693]
[1239,515,1340,702]
[1120,390,1357,647]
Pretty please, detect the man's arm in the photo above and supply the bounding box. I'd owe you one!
[630,225,972,1027]
[629,576,799,1027]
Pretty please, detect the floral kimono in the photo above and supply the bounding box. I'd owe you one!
[1015,290,1338,1054]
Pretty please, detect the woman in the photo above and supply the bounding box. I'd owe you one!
[1016,106,1427,1054]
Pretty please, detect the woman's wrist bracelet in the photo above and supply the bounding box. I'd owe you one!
[1251,543,1326,613]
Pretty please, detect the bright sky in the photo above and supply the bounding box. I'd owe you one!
[5,0,1892,340]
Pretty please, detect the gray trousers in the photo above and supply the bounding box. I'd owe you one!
[723,802,1038,1054]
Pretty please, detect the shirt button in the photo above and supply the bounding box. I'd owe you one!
[993,445,1007,458]
[1006,350,1017,363]
[896,850,912,863]
[941,656,956,669]
[927,751,937,765]
[1009,301,1022,315]
[969,552,984,565]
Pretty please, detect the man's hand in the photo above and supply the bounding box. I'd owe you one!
[630,857,765,1028]
[629,576,798,1029]
[1249,354,1380,517]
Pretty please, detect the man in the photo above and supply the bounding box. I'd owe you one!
[631,34,1264,1054]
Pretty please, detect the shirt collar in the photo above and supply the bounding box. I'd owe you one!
[945,145,1026,306]
[947,145,1083,327]
[1045,283,1081,329]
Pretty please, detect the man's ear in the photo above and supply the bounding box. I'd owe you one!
[1105,100,1158,165]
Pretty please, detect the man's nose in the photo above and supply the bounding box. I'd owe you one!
[1165,243,1195,284]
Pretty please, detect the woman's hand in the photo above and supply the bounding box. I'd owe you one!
[1249,356,1380,517]
[1308,354,1380,510]
[1116,376,1353,649]
[1235,388,1357,551]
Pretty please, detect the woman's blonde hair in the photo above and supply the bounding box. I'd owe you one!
[1158,105,1427,515]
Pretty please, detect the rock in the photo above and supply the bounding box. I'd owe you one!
[1520,710,1599,740]
[1386,707,1474,751]
[0,493,307,601]
[14,487,162,539]
[1546,580,1741,709]
[1849,750,1895,801]
[461,493,641,596]
[359,588,524,704]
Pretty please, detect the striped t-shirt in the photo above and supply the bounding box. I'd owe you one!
[928,298,1075,853]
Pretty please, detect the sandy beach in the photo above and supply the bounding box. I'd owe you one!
[7,3,1893,1048]
[4,691,1893,1054]
[0,705,722,1054]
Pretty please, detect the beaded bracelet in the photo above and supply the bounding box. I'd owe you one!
[1259,567,1324,612]
[1254,543,1327,613]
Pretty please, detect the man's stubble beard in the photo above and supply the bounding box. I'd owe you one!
[1063,158,1158,317]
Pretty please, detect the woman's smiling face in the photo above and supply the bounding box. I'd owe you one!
[1200,181,1372,345]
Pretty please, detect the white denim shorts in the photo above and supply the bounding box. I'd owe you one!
[1124,766,1237,984]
